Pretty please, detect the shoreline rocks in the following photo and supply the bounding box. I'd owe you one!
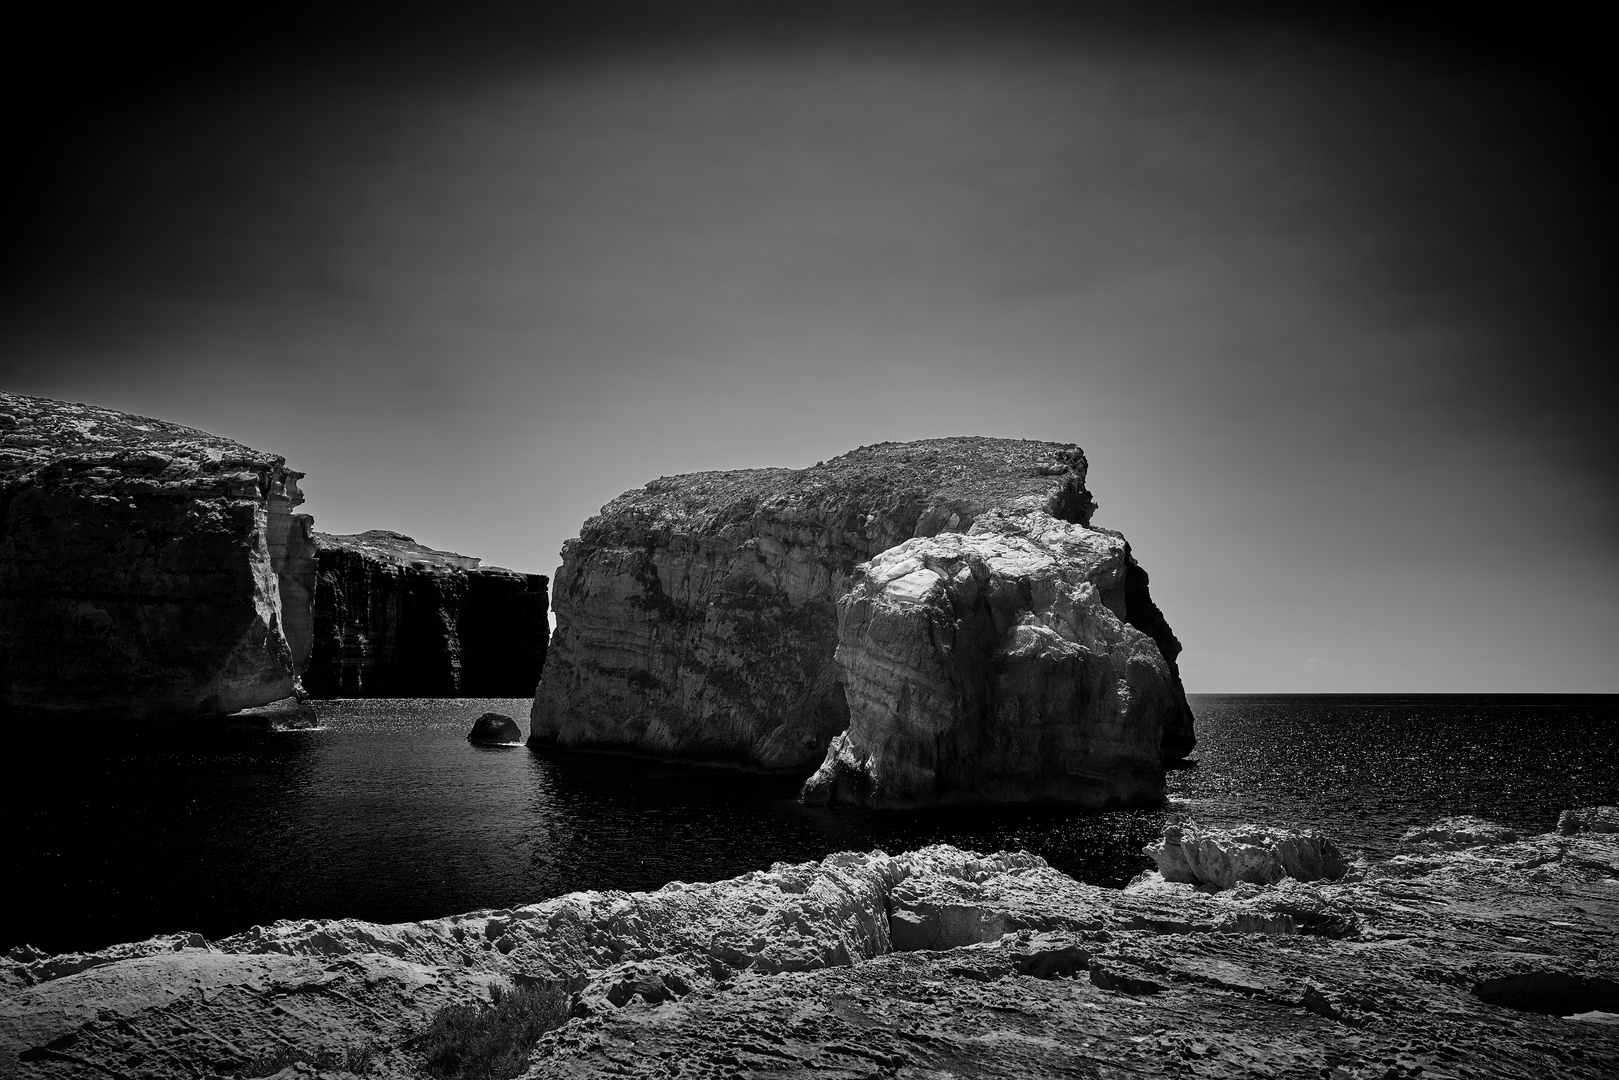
[304,531,549,698]
[534,437,1194,805]
[1146,818,1349,890]
[3,811,1615,1078]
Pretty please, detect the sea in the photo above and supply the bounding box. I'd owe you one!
[5,694,1616,956]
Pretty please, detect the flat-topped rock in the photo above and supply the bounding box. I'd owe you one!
[0,392,314,722]
[304,531,548,697]
[533,437,1193,804]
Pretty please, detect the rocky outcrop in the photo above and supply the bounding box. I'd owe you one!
[4,814,1616,1079]
[1559,806,1619,835]
[469,711,522,744]
[0,392,315,723]
[1146,818,1349,890]
[803,508,1189,807]
[303,531,548,698]
[534,437,1193,805]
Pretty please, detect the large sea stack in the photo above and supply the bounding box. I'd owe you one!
[533,437,1194,806]
[303,531,548,697]
[0,392,314,722]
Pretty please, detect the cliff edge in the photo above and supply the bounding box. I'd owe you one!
[304,531,549,698]
[533,437,1193,805]
[0,392,313,722]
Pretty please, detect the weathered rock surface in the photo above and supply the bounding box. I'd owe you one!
[804,507,1190,807]
[534,438,1193,803]
[3,814,1615,1078]
[303,531,548,698]
[468,711,522,744]
[1398,815,1521,852]
[1560,806,1619,835]
[1147,818,1349,890]
[0,392,315,722]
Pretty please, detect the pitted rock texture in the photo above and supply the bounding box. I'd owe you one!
[1147,818,1350,890]
[0,392,314,721]
[4,816,1617,1079]
[303,530,548,697]
[533,437,1193,794]
[803,508,1188,807]
[1559,806,1619,835]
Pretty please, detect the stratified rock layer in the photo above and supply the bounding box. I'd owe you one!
[533,438,1193,799]
[0,392,314,721]
[4,816,1616,1079]
[303,531,548,698]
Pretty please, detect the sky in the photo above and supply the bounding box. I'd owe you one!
[2,2,1614,692]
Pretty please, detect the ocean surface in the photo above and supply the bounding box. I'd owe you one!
[5,694,1616,955]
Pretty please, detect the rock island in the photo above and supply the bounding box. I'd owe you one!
[533,437,1195,807]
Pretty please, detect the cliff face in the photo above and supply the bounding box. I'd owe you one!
[534,437,1194,800]
[802,509,1189,807]
[303,531,548,698]
[0,392,314,721]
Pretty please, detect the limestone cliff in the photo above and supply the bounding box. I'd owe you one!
[803,508,1192,807]
[303,531,548,698]
[0,392,314,721]
[533,437,1193,801]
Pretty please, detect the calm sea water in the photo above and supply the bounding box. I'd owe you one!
[4,694,1615,955]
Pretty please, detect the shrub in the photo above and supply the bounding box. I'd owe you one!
[420,981,572,1080]
[239,1041,380,1076]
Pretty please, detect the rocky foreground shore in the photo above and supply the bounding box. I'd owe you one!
[4,813,1616,1079]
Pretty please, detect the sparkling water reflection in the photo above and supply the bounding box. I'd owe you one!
[4,694,1613,954]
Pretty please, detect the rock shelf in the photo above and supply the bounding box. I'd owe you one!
[3,814,1615,1078]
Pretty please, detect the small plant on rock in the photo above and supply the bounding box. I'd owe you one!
[419,981,572,1080]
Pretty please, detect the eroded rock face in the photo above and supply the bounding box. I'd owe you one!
[1146,818,1350,890]
[0,392,314,722]
[303,531,549,698]
[4,814,1616,1080]
[803,509,1187,807]
[1558,806,1619,835]
[533,438,1193,796]
[1399,815,1521,852]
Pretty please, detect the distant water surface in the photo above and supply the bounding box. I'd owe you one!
[4,694,1614,955]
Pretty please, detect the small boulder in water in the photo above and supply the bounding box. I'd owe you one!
[468,712,522,745]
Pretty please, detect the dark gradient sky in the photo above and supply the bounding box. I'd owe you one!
[3,2,1614,691]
